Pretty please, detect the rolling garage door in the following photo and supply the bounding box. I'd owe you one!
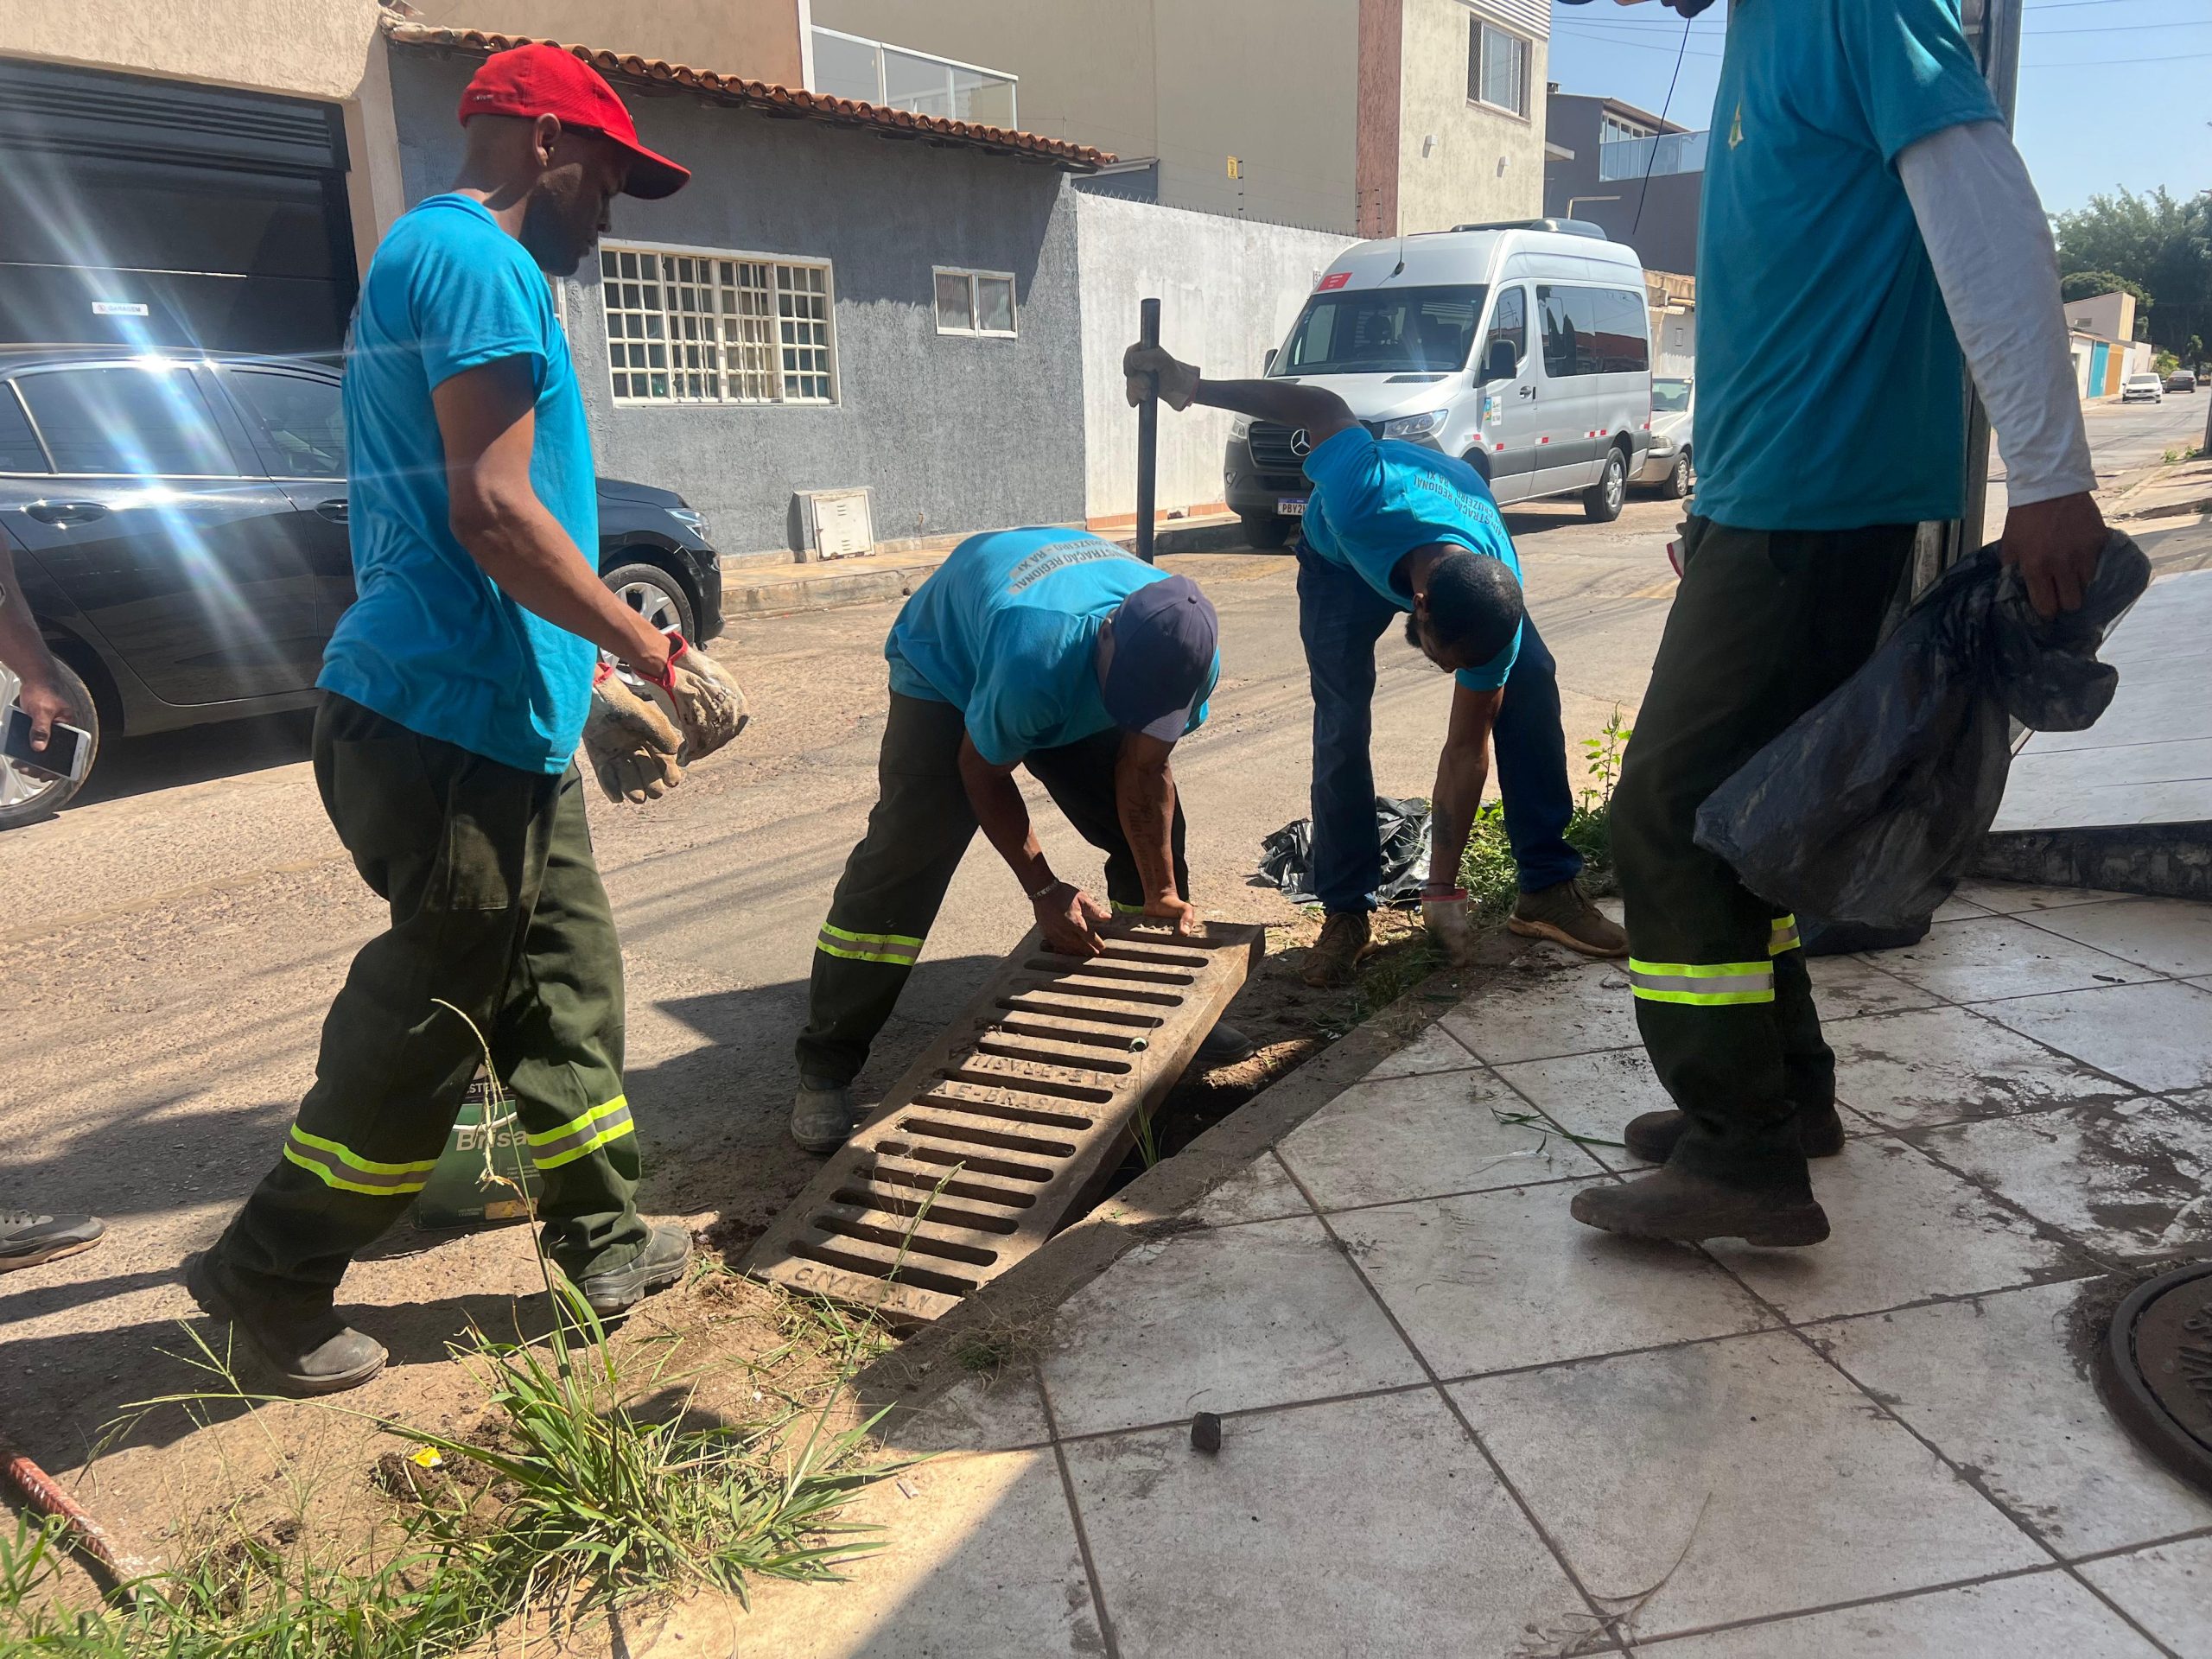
[0,58,356,354]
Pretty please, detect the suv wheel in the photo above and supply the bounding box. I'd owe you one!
[1585,448,1627,524]
[0,657,99,831]
[603,559,696,643]
[1238,512,1292,550]
[1662,448,1694,500]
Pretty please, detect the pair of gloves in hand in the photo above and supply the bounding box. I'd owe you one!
[582,632,747,804]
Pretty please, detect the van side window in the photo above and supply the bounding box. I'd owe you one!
[1596,289,1651,374]
[1539,286,1649,378]
[1538,285,1594,378]
[1482,287,1527,372]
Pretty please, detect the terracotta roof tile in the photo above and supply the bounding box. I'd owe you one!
[384,21,1113,172]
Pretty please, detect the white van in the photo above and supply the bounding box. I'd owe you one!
[1224,220,1654,544]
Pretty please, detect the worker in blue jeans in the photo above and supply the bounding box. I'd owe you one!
[1129,342,1627,982]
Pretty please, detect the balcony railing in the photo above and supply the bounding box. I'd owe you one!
[810,27,1017,127]
[1598,128,1709,182]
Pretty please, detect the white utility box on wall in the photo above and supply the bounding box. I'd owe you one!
[793,487,876,561]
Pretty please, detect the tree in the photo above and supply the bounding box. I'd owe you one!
[2060,270,2150,308]
[2052,188,2212,355]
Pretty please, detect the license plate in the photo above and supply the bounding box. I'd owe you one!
[1277,497,1308,517]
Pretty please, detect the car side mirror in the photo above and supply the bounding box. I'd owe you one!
[1263,346,1278,373]
[1480,339,1518,383]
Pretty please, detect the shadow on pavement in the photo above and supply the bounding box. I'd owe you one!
[73,707,316,810]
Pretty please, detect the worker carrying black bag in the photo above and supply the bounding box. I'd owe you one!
[1694,530,2149,935]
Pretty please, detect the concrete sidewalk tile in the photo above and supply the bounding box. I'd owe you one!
[1277,1066,1603,1211]
[1333,1180,1773,1379]
[1634,1572,2164,1657]
[1707,1138,2080,1323]
[880,1370,1054,1457]
[1357,1024,1482,1082]
[1440,957,1639,1065]
[1808,1281,2212,1554]
[1958,880,2135,914]
[1186,1151,1313,1228]
[1977,980,2212,1096]
[1932,893,1995,921]
[1827,1006,2133,1133]
[1495,1047,1670,1172]
[1452,1332,2043,1639]
[1805,952,1940,1020]
[2079,1538,2212,1659]
[730,1448,1099,1656]
[1879,917,2158,1002]
[2014,897,2212,979]
[1909,1100,2212,1262]
[1036,1215,1421,1440]
[1062,1390,1592,1659]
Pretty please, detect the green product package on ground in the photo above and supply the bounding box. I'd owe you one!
[415,1071,543,1230]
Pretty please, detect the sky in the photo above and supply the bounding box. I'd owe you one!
[1544,0,2212,217]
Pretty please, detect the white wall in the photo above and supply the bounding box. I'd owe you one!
[1077,193,1354,519]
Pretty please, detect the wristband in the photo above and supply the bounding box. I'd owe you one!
[631,630,688,692]
[1421,886,1468,902]
[1027,878,1064,903]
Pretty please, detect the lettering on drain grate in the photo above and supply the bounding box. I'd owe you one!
[745,920,1264,1325]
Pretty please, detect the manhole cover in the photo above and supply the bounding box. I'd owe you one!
[2098,1261,2212,1496]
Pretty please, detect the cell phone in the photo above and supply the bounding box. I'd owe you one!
[3,702,91,784]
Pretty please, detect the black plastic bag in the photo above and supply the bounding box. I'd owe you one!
[1256,795,1433,907]
[1694,531,2149,931]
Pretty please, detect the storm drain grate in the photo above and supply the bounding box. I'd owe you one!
[745,920,1264,1325]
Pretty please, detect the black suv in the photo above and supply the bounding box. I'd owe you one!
[0,348,722,826]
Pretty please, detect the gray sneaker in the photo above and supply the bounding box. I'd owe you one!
[791,1079,861,1154]
[0,1210,103,1274]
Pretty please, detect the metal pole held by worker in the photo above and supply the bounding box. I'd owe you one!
[1135,296,1160,563]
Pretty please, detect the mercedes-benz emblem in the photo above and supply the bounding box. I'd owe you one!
[1289,429,1313,458]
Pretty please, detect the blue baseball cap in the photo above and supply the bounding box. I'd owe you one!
[1102,575,1218,743]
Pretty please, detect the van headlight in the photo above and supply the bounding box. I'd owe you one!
[1229,416,1253,441]
[1382,410,1447,441]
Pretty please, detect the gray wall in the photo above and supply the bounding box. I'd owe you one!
[389,48,1088,555]
[1541,94,1701,278]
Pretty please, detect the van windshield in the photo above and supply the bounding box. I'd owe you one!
[1271,284,1489,377]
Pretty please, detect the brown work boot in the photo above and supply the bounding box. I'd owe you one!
[1570,1166,1830,1248]
[1624,1103,1848,1166]
[1509,880,1628,957]
[1300,912,1373,987]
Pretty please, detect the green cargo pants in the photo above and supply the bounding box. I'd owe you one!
[1610,518,1915,1185]
[216,694,649,1300]
[794,692,1190,1089]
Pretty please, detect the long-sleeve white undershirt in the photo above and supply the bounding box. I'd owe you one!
[1897,118,2097,510]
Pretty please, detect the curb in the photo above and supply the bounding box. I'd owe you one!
[852,928,1531,1428]
[720,559,943,620]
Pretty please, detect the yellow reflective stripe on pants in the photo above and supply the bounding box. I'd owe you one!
[282,1125,436,1198]
[526,1096,636,1171]
[1627,958,1775,1006]
[815,921,923,965]
[1769,914,1802,957]
[1110,899,1144,916]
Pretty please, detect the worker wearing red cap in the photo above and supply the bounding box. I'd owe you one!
[191,45,742,1394]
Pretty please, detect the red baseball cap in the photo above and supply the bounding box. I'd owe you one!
[459,43,690,200]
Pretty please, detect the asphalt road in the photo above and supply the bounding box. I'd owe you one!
[1,394,2204,1459]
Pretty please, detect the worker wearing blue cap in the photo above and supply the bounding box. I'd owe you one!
[790,528,1250,1152]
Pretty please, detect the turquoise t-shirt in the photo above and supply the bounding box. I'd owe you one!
[1694,0,2000,531]
[1300,428,1523,691]
[886,528,1217,766]
[320,194,599,773]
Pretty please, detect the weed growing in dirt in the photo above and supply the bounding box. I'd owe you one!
[3,1008,906,1655]
[1461,705,1630,924]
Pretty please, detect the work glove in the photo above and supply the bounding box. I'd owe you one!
[1422,887,1479,967]
[583,660,684,804]
[1122,344,1200,411]
[632,632,749,760]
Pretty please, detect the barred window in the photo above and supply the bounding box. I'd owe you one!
[600,245,837,406]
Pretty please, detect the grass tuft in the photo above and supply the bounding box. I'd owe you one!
[1462,705,1629,925]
